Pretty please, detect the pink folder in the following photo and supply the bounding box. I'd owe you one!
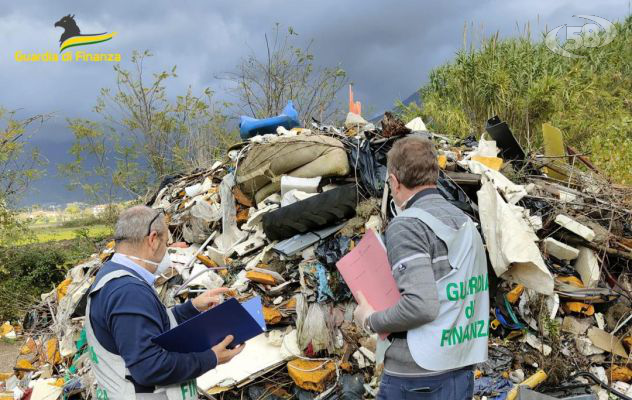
[336,229,401,315]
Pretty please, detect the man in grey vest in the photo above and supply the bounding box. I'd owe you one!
[354,137,489,399]
[86,206,244,399]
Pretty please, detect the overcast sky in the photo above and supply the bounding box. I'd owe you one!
[1,0,629,206]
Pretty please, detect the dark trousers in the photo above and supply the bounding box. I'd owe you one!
[377,368,474,400]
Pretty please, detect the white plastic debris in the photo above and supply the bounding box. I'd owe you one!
[554,215,596,242]
[405,117,427,131]
[244,204,279,231]
[185,263,224,290]
[191,200,222,223]
[267,329,285,346]
[280,176,321,197]
[524,333,552,356]
[589,366,608,385]
[345,112,368,128]
[365,215,383,233]
[296,297,333,354]
[280,329,300,359]
[353,350,369,369]
[218,173,247,253]
[281,190,318,207]
[232,228,266,257]
[542,238,579,260]
[197,333,293,392]
[575,246,600,288]
[30,378,62,400]
[470,136,499,158]
[230,270,250,293]
[575,336,605,356]
[509,369,525,384]
[466,161,528,204]
[595,313,605,330]
[185,183,203,197]
[558,191,577,203]
[477,176,554,295]
[358,346,376,363]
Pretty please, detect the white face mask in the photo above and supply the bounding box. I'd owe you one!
[127,252,172,276]
[390,193,416,217]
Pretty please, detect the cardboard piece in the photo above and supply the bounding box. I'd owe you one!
[587,327,628,358]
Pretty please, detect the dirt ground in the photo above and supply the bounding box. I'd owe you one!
[0,340,20,372]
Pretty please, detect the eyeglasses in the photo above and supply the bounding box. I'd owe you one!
[146,208,165,237]
[113,208,166,242]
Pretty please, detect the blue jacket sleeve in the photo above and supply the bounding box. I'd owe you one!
[105,282,217,387]
[170,300,200,324]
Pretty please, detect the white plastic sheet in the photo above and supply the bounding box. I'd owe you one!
[466,160,527,204]
[218,173,246,253]
[477,175,554,295]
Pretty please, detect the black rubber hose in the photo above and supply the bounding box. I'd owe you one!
[572,371,632,400]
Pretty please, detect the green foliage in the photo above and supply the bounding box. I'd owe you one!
[0,109,48,203]
[0,109,51,246]
[225,23,348,123]
[401,16,632,184]
[0,232,107,321]
[64,203,81,215]
[60,215,110,229]
[60,50,238,205]
[24,224,112,244]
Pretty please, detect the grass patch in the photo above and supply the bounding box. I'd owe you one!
[22,224,112,244]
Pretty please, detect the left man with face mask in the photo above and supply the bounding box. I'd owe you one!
[87,205,244,400]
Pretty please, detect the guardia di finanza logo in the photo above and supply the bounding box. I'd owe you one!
[54,14,117,53]
[13,14,120,62]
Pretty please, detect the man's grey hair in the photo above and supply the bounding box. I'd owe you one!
[114,205,166,246]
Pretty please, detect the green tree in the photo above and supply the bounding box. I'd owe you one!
[64,202,81,216]
[224,24,348,123]
[60,50,237,205]
[0,109,50,245]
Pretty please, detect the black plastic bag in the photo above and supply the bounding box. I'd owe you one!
[437,172,478,220]
[349,139,389,198]
[315,236,352,267]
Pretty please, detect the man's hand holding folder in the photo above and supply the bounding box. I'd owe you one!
[192,287,229,312]
[211,335,245,364]
[190,287,247,364]
[152,295,265,361]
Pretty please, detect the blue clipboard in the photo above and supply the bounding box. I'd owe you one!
[152,296,266,353]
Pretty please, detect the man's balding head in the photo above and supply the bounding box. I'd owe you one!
[114,206,167,249]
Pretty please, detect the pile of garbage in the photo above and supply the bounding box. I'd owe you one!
[2,99,632,400]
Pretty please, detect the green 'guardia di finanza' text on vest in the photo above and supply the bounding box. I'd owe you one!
[440,273,489,347]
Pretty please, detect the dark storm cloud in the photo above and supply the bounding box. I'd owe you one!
[0,0,628,205]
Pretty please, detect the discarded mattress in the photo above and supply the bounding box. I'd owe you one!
[239,100,300,140]
[263,184,357,241]
[236,135,350,203]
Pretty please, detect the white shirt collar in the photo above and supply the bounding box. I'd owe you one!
[111,253,156,286]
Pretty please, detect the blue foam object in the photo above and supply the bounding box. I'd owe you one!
[239,100,300,139]
[152,296,266,353]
